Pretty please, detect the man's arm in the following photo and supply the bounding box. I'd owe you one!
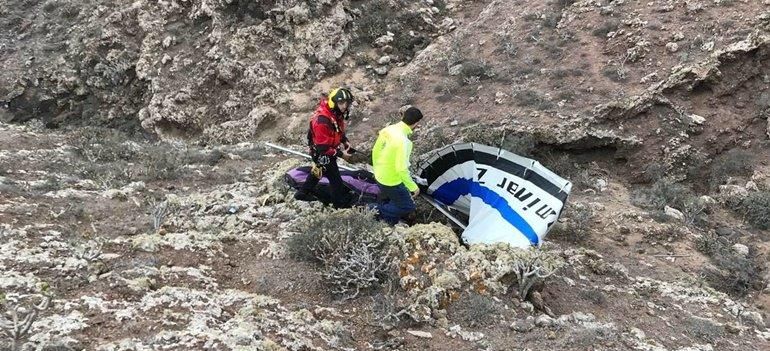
[396,138,418,192]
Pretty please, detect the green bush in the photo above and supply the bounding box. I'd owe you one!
[447,293,508,327]
[685,317,725,344]
[354,0,428,54]
[631,178,693,211]
[71,127,137,163]
[515,89,555,110]
[695,231,765,298]
[733,191,770,230]
[549,204,593,243]
[142,146,183,181]
[459,125,538,157]
[709,149,754,188]
[592,19,620,38]
[286,208,395,299]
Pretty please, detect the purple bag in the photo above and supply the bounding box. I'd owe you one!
[285,167,381,206]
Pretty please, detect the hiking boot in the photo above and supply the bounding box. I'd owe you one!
[294,190,317,202]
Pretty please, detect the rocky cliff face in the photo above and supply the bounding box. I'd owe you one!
[1,0,453,140]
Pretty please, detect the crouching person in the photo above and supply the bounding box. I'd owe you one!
[371,107,424,224]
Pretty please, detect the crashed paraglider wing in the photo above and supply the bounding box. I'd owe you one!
[416,143,572,248]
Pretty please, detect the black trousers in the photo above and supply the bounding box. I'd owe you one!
[300,156,352,208]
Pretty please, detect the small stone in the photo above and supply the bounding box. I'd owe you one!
[725,323,741,334]
[162,36,174,48]
[672,32,685,41]
[664,206,684,221]
[511,318,535,332]
[495,91,507,104]
[665,42,679,53]
[407,330,432,338]
[593,178,608,192]
[630,327,646,340]
[535,314,555,327]
[715,227,734,237]
[572,312,595,323]
[743,311,765,327]
[448,64,463,76]
[374,33,394,47]
[161,54,172,65]
[374,66,389,75]
[689,114,705,125]
[732,243,749,257]
[520,301,534,313]
[377,55,392,65]
[701,41,715,52]
[640,72,659,84]
[450,120,459,126]
[699,195,717,206]
[746,181,759,191]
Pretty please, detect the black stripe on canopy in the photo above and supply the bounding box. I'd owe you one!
[418,146,569,203]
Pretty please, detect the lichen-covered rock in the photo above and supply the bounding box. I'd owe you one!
[392,223,564,323]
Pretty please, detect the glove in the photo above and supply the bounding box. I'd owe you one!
[311,163,323,179]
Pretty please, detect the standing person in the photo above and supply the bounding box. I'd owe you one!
[371,107,424,224]
[294,88,355,208]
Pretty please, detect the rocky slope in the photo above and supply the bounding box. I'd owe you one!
[2,0,770,350]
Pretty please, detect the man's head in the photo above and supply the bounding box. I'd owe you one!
[328,88,354,113]
[402,106,423,128]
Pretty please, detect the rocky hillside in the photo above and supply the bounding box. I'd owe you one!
[2,0,770,350]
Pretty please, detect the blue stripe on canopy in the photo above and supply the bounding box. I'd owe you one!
[432,178,539,245]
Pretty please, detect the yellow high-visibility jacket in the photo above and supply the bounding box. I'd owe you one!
[371,121,418,192]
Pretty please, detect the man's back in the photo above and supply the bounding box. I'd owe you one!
[372,122,414,189]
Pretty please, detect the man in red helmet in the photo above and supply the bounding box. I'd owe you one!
[294,88,355,208]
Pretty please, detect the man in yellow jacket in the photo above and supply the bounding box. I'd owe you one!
[371,107,424,225]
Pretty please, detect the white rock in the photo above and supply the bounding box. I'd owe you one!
[407,330,433,338]
[374,66,389,75]
[162,36,174,48]
[689,114,705,125]
[701,41,715,52]
[572,312,595,323]
[535,314,555,327]
[494,91,507,104]
[594,178,608,192]
[732,243,749,257]
[377,55,392,65]
[665,42,679,53]
[511,317,535,332]
[640,72,659,84]
[450,120,459,126]
[664,206,684,220]
[746,181,759,191]
[448,64,463,76]
[520,301,534,313]
[699,195,717,206]
[743,310,764,327]
[374,33,394,47]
